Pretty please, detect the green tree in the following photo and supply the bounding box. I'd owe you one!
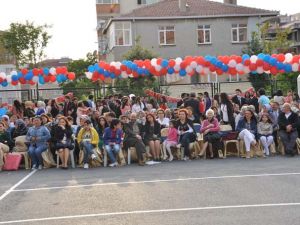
[114,37,159,96]
[60,52,98,97]
[0,21,51,69]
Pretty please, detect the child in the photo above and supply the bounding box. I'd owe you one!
[162,120,178,161]
[257,113,274,157]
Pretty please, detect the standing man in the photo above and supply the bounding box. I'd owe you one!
[184,93,200,122]
[63,96,75,117]
[232,89,246,108]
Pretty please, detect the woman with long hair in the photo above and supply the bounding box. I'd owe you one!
[121,97,131,115]
[132,97,145,113]
[220,92,235,130]
[12,100,24,119]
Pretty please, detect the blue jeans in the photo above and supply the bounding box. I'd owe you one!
[82,141,95,164]
[28,144,48,167]
[105,144,120,164]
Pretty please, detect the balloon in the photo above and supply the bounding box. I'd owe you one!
[43,68,50,75]
[228,59,237,68]
[151,58,157,66]
[39,76,45,85]
[88,65,95,73]
[269,58,277,66]
[32,76,39,83]
[270,67,278,75]
[256,59,264,67]
[155,65,162,72]
[285,53,293,63]
[10,71,17,76]
[6,75,12,83]
[68,72,76,80]
[195,65,203,73]
[284,64,292,73]
[257,67,264,74]
[249,63,257,71]
[12,75,18,81]
[250,55,258,63]
[242,54,250,61]
[1,81,8,87]
[167,67,174,74]
[0,72,6,79]
[277,54,285,62]
[161,59,169,68]
[21,68,28,75]
[292,63,299,72]
[179,69,186,76]
[175,57,182,65]
[236,63,244,71]
[168,59,176,67]
[190,61,197,69]
[257,53,265,59]
[85,72,93,79]
[49,67,56,75]
[174,64,180,72]
[33,68,39,76]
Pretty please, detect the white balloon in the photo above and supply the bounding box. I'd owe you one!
[0,72,6,79]
[32,76,39,83]
[190,61,197,69]
[174,65,180,71]
[110,61,116,67]
[196,65,203,73]
[175,57,182,65]
[244,66,250,74]
[121,72,128,78]
[115,62,121,70]
[228,59,237,68]
[257,67,264,74]
[49,67,56,75]
[151,58,157,66]
[10,71,17,76]
[203,67,210,75]
[155,65,162,72]
[250,55,258,63]
[236,63,244,71]
[285,53,293,63]
[6,75,12,83]
[292,63,299,72]
[85,72,93,79]
[185,66,193,73]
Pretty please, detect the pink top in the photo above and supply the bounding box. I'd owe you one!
[121,105,131,115]
[167,127,178,142]
[200,118,220,133]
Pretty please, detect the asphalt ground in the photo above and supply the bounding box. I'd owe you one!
[0,156,300,225]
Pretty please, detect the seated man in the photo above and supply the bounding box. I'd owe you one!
[77,119,99,169]
[123,113,146,166]
[278,103,299,156]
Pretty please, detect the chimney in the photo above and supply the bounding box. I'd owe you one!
[224,0,237,5]
[179,0,188,12]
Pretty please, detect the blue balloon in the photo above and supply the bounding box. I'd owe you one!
[88,65,95,73]
[257,53,265,59]
[43,68,49,75]
[0,108,8,117]
[211,57,217,65]
[216,61,223,68]
[104,71,110,77]
[94,63,100,71]
[144,70,150,76]
[179,69,186,76]
[263,55,271,63]
[285,64,292,73]
[12,75,18,81]
[132,63,138,71]
[269,58,277,66]
[17,72,22,79]
[222,65,229,72]
[242,54,250,61]
[205,55,212,61]
[98,68,104,74]
[110,73,116,79]
[39,76,45,85]
[137,68,143,75]
[161,60,169,68]
[56,75,62,83]
[1,81,8,87]
[277,63,285,70]
[167,67,174,74]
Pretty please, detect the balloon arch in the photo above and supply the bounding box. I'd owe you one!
[0,53,300,87]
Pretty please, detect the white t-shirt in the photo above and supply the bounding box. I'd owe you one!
[132,103,144,113]
[156,117,170,127]
[220,104,229,122]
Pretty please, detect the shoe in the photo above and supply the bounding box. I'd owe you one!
[169,155,174,162]
[246,152,251,159]
[83,163,89,169]
[31,164,37,170]
[38,165,43,170]
[183,156,190,161]
[109,162,117,167]
[91,154,97,160]
[218,150,224,159]
[138,160,145,166]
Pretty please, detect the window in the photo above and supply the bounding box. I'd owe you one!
[113,22,132,46]
[197,25,211,44]
[137,0,158,4]
[159,26,175,45]
[96,0,119,4]
[231,24,247,43]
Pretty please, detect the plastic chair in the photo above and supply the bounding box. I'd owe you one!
[56,150,75,169]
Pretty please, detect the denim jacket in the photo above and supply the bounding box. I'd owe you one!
[26,125,51,147]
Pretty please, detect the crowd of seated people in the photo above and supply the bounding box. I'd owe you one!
[1,88,300,171]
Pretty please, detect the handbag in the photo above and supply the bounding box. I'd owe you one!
[3,153,22,171]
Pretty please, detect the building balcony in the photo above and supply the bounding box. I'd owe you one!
[96,1,120,15]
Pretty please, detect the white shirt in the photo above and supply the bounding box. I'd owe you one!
[220,104,229,122]
[285,112,292,119]
[132,103,144,113]
[156,117,169,127]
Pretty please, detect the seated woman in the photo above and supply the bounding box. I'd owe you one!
[12,119,28,139]
[26,116,51,170]
[0,122,13,169]
[143,114,161,161]
[177,109,196,161]
[96,116,108,150]
[257,113,274,157]
[156,109,169,128]
[199,109,222,159]
[77,119,99,169]
[103,119,123,167]
[236,109,258,159]
[53,117,74,169]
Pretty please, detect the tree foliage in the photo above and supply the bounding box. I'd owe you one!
[0,21,51,69]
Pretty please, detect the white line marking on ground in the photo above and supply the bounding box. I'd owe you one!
[0,202,300,224]
[12,172,300,192]
[0,170,36,201]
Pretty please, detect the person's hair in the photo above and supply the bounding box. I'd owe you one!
[121,98,129,109]
[213,94,219,103]
[146,114,157,124]
[106,112,116,118]
[50,99,57,107]
[135,97,142,106]
[33,116,43,123]
[169,119,177,128]
[110,118,120,129]
[259,113,272,123]
[13,100,23,113]
[0,122,5,127]
[220,92,229,104]
[204,92,209,97]
[65,95,71,100]
[206,109,215,117]
[244,110,256,122]
[77,101,84,108]
[157,109,165,116]
[210,106,218,112]
[66,116,73,122]
[41,114,51,123]
[235,89,242,93]
[293,93,299,101]
[244,91,250,98]
[88,95,94,100]
[82,100,90,107]
[178,109,188,120]
[59,117,70,128]
[276,90,283,96]
[190,92,196,98]
[258,88,266,96]
[149,98,158,109]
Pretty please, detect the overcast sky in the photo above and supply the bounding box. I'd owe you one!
[0,0,299,60]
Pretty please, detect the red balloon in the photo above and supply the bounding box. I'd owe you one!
[209,65,216,72]
[144,59,151,69]
[292,55,300,64]
[0,78,3,83]
[115,69,121,76]
[249,63,257,71]
[256,59,264,67]
[223,56,230,64]
[263,62,271,71]
[11,81,18,86]
[270,66,278,75]
[168,59,176,67]
[277,54,285,62]
[49,75,56,82]
[196,56,205,65]
[157,58,162,65]
[39,68,43,75]
[160,68,168,76]
[216,69,223,75]
[67,72,76,80]
[99,61,106,68]
[236,56,243,64]
[120,65,127,71]
[29,80,36,86]
[21,68,28,75]
[126,69,132,75]
[180,61,187,69]
[229,68,237,75]
[61,66,68,74]
[19,77,26,84]
[185,56,193,64]
[109,66,116,73]
[244,59,251,66]
[33,68,39,76]
[104,64,110,71]
[204,61,211,67]
[56,67,62,74]
[99,75,105,81]
[44,76,50,82]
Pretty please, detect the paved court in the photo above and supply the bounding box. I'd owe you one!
[0,156,300,225]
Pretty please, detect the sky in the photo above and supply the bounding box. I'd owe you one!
[0,0,299,60]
